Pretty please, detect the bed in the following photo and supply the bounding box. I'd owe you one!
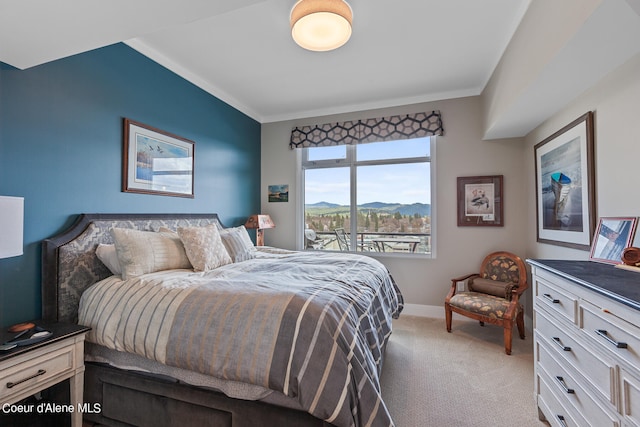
[41,213,403,427]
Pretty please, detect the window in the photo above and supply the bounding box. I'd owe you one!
[301,137,434,256]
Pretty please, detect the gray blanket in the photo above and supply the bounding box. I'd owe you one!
[79,249,402,427]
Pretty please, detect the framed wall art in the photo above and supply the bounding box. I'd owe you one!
[589,217,638,264]
[268,184,289,202]
[457,175,503,227]
[123,118,195,198]
[534,112,595,250]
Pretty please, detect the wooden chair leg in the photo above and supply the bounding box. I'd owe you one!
[516,311,525,339]
[479,321,484,327]
[445,303,452,332]
[504,325,513,355]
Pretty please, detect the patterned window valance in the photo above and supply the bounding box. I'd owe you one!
[289,110,443,149]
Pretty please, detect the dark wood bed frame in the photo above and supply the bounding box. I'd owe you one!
[42,213,333,427]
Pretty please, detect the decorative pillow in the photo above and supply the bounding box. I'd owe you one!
[469,277,515,301]
[177,224,232,271]
[219,226,257,262]
[110,228,192,280]
[95,244,122,276]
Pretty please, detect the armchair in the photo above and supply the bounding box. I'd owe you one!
[444,251,528,355]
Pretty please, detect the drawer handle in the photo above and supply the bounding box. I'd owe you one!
[595,329,628,349]
[552,337,571,352]
[556,415,568,427]
[555,376,575,394]
[543,293,560,303]
[6,369,46,389]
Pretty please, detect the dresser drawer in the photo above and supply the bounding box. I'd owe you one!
[538,371,588,427]
[537,340,620,427]
[580,302,640,371]
[620,366,640,427]
[535,273,578,325]
[0,345,75,403]
[535,309,617,407]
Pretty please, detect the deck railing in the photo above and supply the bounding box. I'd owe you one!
[306,231,431,254]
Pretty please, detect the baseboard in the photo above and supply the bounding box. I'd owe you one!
[401,303,440,318]
[401,303,470,321]
[400,303,533,331]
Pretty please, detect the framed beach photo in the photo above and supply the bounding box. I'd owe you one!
[589,217,638,264]
[534,112,595,250]
[122,118,195,198]
[457,175,503,227]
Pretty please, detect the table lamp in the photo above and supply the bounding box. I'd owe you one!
[0,196,24,258]
[245,214,275,246]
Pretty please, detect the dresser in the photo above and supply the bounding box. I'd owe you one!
[528,259,640,427]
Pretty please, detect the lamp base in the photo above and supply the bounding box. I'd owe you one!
[256,229,265,246]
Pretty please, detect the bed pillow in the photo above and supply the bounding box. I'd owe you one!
[177,224,232,271]
[95,244,122,276]
[219,226,257,262]
[110,228,193,280]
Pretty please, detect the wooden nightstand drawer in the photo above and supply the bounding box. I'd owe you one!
[0,344,75,403]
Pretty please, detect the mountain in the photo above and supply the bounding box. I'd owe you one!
[306,201,342,209]
[305,201,430,216]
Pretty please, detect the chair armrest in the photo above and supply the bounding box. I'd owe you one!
[450,273,480,284]
[446,274,480,300]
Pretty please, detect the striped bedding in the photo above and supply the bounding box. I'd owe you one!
[78,249,402,427]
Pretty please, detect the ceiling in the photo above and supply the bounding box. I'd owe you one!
[1,0,639,138]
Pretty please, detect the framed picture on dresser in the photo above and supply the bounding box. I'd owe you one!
[589,217,638,264]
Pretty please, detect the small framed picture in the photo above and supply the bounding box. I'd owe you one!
[268,184,289,202]
[457,175,503,227]
[589,217,638,264]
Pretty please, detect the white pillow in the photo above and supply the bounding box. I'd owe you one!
[177,224,232,271]
[96,244,122,276]
[110,228,192,280]
[219,226,257,262]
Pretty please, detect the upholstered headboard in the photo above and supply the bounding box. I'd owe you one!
[42,213,223,323]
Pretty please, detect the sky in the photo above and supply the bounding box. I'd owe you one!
[304,138,431,205]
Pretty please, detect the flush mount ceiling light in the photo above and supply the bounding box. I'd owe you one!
[290,0,353,52]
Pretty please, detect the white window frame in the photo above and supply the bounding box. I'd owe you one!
[297,137,436,258]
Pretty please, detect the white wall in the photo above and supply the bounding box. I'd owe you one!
[261,96,528,313]
[524,52,640,260]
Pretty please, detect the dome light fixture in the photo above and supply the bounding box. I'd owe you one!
[290,0,353,52]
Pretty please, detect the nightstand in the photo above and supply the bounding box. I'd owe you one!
[0,322,90,427]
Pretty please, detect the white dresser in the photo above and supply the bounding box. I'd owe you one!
[528,259,640,427]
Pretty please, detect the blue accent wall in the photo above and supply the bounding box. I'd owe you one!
[0,43,261,327]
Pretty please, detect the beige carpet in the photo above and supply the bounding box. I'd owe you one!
[380,315,550,427]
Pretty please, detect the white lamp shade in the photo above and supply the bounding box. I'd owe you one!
[291,0,353,52]
[0,196,24,258]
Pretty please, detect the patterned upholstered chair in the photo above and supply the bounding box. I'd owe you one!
[444,251,528,355]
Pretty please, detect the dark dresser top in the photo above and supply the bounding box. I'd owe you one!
[527,259,640,312]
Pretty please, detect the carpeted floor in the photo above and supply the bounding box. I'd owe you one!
[380,315,550,427]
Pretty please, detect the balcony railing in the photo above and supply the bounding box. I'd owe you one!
[305,230,431,254]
